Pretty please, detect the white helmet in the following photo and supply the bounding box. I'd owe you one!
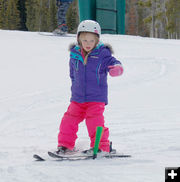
[77,20,101,37]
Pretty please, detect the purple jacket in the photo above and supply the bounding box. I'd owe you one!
[69,42,122,105]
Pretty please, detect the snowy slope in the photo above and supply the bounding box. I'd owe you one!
[0,30,180,182]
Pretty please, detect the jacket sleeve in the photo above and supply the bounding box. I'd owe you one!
[101,48,122,69]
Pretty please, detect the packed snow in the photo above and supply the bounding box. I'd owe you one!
[0,30,180,182]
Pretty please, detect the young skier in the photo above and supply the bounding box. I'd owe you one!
[54,0,74,34]
[55,20,124,155]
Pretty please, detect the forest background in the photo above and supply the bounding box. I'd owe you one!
[0,0,179,39]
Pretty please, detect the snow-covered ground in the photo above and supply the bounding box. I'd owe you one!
[0,30,180,182]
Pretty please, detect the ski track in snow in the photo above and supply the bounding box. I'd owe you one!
[0,30,180,182]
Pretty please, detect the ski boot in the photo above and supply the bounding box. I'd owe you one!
[82,141,116,155]
[54,146,76,156]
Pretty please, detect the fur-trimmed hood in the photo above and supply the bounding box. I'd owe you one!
[68,42,114,54]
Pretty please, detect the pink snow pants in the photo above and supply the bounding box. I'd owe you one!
[58,101,110,152]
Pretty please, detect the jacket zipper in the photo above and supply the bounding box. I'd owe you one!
[84,65,87,102]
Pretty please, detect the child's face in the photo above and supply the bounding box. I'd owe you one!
[79,33,98,52]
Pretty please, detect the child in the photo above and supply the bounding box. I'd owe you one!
[55,20,123,155]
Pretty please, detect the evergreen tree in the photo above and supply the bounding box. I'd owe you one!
[0,0,21,30]
[47,0,57,32]
[26,0,57,32]
[6,0,20,30]
[37,0,48,32]
[66,0,79,33]
[26,0,39,31]
[166,0,180,39]
[0,0,7,29]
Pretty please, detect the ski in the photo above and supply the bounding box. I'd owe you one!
[47,151,131,161]
[33,152,131,161]
[38,32,75,37]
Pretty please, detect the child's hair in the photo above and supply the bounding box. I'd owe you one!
[77,32,99,46]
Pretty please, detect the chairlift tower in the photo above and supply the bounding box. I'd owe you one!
[78,0,126,34]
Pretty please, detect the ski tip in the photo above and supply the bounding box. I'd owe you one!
[33,154,45,161]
